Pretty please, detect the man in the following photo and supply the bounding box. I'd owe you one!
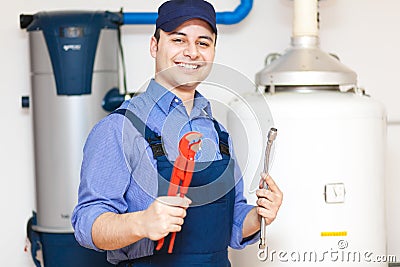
[71,0,283,266]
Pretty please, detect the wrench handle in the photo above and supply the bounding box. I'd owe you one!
[168,232,177,253]
[156,238,164,251]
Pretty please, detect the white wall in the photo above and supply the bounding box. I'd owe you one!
[1,0,399,266]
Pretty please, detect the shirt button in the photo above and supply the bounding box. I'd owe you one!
[174,99,179,103]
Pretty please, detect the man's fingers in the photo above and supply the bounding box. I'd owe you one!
[171,217,185,226]
[257,208,277,225]
[260,173,282,194]
[163,211,186,233]
[157,196,192,208]
[156,196,189,218]
[257,197,273,209]
[256,189,279,202]
[169,206,187,218]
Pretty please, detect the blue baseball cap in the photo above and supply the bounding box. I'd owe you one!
[156,0,217,34]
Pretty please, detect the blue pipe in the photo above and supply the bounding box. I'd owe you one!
[122,0,253,25]
[216,0,253,25]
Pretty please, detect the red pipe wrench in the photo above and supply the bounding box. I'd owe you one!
[155,131,202,253]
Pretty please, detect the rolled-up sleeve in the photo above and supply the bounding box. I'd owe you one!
[227,129,260,249]
[71,116,132,251]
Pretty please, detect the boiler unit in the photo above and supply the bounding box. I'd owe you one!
[20,11,122,267]
[227,0,387,266]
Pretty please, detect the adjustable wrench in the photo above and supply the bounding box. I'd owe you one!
[155,131,202,253]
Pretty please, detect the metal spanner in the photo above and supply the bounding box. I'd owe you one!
[258,127,277,261]
[155,131,202,253]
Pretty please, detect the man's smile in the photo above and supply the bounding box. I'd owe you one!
[175,62,201,70]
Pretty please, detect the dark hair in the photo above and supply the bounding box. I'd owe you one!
[154,28,161,42]
[153,28,217,45]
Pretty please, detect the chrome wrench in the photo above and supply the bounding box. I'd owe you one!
[258,127,277,261]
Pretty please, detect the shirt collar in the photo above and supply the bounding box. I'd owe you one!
[147,79,176,116]
[147,79,214,119]
[193,90,213,119]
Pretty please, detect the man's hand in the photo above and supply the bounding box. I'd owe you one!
[141,196,191,241]
[91,196,191,250]
[256,173,283,225]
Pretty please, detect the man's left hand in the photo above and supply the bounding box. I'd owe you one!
[256,173,283,225]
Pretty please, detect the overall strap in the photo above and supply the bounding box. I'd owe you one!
[112,109,229,159]
[111,109,166,158]
[211,119,230,157]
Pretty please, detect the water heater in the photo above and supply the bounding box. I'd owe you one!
[20,11,121,267]
[228,89,387,267]
[227,0,387,266]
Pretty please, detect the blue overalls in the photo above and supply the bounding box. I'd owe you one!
[113,109,236,267]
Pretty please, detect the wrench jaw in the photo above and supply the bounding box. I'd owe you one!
[180,132,202,160]
[184,132,202,143]
[176,132,202,195]
[188,140,201,153]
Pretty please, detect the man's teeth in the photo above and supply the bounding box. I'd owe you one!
[177,63,199,69]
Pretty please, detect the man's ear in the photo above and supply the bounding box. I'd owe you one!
[150,36,158,58]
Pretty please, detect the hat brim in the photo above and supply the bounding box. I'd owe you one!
[158,15,217,34]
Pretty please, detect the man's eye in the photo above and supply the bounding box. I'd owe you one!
[198,41,210,47]
[172,38,183,43]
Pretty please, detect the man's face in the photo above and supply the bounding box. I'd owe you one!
[150,18,216,91]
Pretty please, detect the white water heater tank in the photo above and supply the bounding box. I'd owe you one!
[227,89,387,266]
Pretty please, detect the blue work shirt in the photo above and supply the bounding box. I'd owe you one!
[71,79,258,264]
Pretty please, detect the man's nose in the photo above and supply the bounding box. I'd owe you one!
[183,42,199,59]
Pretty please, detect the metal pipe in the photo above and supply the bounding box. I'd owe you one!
[258,128,277,261]
[293,0,318,37]
[122,0,253,25]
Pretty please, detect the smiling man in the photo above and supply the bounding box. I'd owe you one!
[71,1,282,266]
[151,2,217,114]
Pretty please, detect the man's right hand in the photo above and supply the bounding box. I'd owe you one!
[141,196,191,241]
[91,196,191,250]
